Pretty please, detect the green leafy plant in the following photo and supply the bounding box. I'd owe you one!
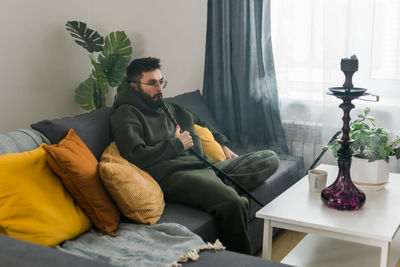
[66,21,132,110]
[324,107,400,162]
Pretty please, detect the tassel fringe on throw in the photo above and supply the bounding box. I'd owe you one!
[167,239,225,267]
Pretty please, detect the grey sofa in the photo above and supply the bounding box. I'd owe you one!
[0,90,301,266]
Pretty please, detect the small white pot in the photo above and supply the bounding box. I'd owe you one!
[350,157,389,191]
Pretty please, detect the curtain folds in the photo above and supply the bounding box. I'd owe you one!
[203,0,288,154]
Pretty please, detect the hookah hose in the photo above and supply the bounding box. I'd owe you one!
[159,97,265,207]
[304,130,342,176]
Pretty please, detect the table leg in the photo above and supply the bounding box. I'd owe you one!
[380,242,390,267]
[261,219,272,259]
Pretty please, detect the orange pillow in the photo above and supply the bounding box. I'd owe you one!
[194,124,227,162]
[42,129,120,236]
[99,142,165,225]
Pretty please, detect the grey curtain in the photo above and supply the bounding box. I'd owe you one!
[203,0,288,154]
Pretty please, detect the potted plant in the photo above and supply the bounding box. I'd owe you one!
[325,107,400,190]
[66,21,132,110]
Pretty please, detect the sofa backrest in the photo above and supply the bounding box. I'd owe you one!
[166,90,220,132]
[0,129,50,155]
[29,91,219,161]
[5,90,218,160]
[31,107,114,161]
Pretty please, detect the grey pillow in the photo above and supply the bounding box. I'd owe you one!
[31,107,114,161]
[0,129,50,155]
[166,90,220,131]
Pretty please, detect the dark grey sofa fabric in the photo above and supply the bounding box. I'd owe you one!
[0,234,290,267]
[0,235,112,267]
[158,202,219,243]
[165,90,220,131]
[184,250,293,267]
[30,107,114,161]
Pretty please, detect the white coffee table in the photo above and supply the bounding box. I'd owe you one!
[256,164,400,267]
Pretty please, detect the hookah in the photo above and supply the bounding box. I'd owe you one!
[320,55,379,210]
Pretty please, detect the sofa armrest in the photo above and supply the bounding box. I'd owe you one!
[0,235,111,267]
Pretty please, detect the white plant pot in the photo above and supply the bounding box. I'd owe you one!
[350,157,389,191]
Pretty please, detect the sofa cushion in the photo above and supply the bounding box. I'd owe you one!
[194,124,226,162]
[166,90,220,130]
[0,145,91,246]
[99,142,165,226]
[31,107,114,161]
[0,129,49,155]
[158,202,218,244]
[43,129,120,237]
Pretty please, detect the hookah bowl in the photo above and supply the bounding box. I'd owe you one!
[320,56,376,210]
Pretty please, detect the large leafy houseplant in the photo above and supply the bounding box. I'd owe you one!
[66,21,132,110]
[325,107,400,162]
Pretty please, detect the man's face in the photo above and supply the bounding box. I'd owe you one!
[130,69,164,105]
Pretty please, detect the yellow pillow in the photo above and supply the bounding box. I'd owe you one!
[0,145,91,247]
[194,124,227,162]
[99,142,165,226]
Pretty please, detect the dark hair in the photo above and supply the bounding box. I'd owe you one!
[126,57,161,83]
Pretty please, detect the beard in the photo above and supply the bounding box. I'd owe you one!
[137,86,163,109]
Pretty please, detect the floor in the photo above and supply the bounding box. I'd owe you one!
[256,230,306,261]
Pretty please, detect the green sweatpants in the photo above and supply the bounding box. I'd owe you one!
[159,150,279,254]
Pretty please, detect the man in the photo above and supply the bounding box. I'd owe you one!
[111,57,279,254]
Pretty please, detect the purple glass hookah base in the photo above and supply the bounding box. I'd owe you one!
[321,166,366,210]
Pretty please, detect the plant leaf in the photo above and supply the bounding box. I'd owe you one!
[100,53,127,87]
[99,31,132,65]
[75,77,96,110]
[93,79,108,109]
[66,21,104,53]
[75,77,108,110]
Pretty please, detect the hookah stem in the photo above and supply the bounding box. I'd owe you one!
[159,98,265,207]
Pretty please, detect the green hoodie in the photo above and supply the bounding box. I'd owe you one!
[111,81,230,181]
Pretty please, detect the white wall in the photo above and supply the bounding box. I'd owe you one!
[0,0,207,132]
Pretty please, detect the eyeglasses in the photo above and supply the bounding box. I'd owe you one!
[132,80,168,90]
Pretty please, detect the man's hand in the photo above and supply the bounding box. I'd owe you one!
[175,126,194,151]
[222,145,238,159]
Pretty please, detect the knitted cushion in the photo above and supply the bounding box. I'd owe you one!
[99,142,165,225]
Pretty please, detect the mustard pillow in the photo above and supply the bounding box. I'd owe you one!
[194,124,227,162]
[0,145,91,247]
[99,142,165,225]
